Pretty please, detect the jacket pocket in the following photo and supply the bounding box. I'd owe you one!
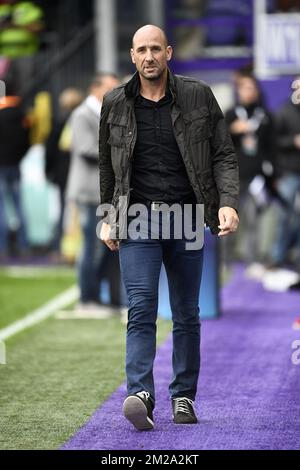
[107,113,127,148]
[107,126,126,148]
[183,107,212,143]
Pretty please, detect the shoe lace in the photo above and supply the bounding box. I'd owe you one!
[137,391,150,401]
[174,397,194,414]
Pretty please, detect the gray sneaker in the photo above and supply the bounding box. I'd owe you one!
[123,391,154,430]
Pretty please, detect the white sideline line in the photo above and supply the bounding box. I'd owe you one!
[0,285,79,341]
[2,266,75,278]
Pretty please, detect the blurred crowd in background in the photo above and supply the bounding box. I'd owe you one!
[1,0,300,310]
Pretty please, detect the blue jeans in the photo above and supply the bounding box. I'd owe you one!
[77,203,106,303]
[272,173,300,266]
[0,166,27,254]
[119,209,204,406]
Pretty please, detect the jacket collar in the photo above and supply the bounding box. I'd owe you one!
[124,68,177,101]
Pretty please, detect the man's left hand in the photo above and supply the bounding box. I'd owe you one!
[218,207,239,237]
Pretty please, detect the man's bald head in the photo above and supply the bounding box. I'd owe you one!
[132,25,168,49]
[130,25,172,82]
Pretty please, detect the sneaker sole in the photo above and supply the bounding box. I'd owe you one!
[123,396,154,431]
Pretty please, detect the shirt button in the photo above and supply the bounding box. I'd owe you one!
[128,131,132,136]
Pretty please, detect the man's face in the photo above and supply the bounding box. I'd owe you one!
[237,78,259,106]
[130,28,172,81]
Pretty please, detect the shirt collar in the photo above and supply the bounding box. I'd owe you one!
[125,69,176,101]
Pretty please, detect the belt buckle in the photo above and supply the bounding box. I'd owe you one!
[151,201,165,211]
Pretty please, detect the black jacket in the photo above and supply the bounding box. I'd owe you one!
[0,97,30,167]
[99,71,239,235]
[275,101,300,175]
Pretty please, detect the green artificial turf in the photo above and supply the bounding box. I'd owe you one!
[0,315,171,450]
[0,268,76,329]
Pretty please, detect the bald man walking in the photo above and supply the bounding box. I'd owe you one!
[99,25,239,430]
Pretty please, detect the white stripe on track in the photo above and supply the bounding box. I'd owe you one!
[0,285,79,341]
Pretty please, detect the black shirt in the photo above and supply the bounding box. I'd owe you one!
[130,89,195,203]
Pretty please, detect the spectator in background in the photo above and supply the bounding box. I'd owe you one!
[0,79,30,260]
[270,77,300,270]
[225,73,273,263]
[0,1,45,96]
[45,88,84,259]
[66,73,120,311]
[0,0,44,58]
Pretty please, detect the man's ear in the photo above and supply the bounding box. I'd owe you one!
[166,45,173,62]
[130,48,135,64]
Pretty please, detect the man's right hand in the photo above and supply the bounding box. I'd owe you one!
[100,222,120,251]
[230,119,252,135]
